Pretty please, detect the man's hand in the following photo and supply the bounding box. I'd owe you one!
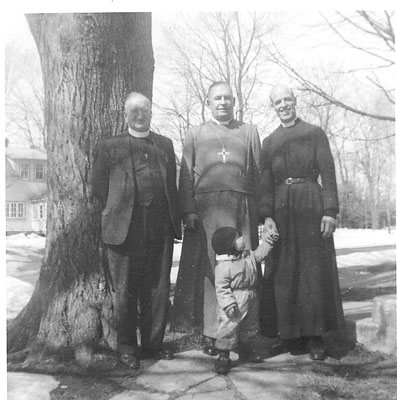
[321,216,337,238]
[183,213,199,231]
[263,217,279,244]
[224,303,239,319]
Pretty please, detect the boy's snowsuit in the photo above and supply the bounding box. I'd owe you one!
[215,240,272,351]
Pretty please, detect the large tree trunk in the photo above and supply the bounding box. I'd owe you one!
[7,13,154,365]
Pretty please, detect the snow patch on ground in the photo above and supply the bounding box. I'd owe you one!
[334,228,395,249]
[6,277,34,319]
[7,229,396,252]
[7,372,59,400]
[338,249,396,269]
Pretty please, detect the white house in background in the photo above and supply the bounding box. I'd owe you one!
[5,145,48,234]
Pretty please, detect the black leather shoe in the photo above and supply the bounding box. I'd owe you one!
[215,351,231,374]
[309,346,327,361]
[307,337,327,361]
[204,345,219,356]
[141,348,174,360]
[239,343,265,363]
[270,340,284,356]
[157,348,174,360]
[239,353,264,363]
[120,353,140,369]
[203,336,219,356]
[282,338,305,355]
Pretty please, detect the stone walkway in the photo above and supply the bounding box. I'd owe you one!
[124,350,301,400]
[7,300,383,400]
[8,350,312,400]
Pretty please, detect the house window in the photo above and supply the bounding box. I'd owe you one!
[35,163,44,180]
[6,202,25,218]
[20,163,30,180]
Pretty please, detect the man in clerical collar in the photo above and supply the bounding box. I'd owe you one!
[270,85,298,128]
[125,92,152,137]
[92,92,181,370]
[207,82,235,126]
[260,84,343,361]
[173,81,278,357]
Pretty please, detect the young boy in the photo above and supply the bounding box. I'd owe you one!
[211,226,278,374]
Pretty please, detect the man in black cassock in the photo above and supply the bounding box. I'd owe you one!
[260,84,344,361]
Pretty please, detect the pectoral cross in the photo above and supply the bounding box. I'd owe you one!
[217,146,230,163]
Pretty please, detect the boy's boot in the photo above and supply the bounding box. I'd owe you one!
[215,350,231,375]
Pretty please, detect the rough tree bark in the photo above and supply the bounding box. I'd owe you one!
[7,13,154,365]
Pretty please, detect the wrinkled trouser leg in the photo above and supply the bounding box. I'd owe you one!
[237,291,260,358]
[215,308,241,351]
[238,291,259,344]
[107,248,138,355]
[107,201,173,354]
[215,290,258,351]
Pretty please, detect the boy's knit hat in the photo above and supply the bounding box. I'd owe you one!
[211,227,238,255]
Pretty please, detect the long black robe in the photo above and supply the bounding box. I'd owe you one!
[260,118,344,339]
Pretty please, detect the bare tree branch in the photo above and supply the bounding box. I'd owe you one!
[160,12,274,131]
[321,12,394,66]
[366,74,395,105]
[267,42,395,122]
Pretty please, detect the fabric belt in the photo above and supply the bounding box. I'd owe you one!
[278,177,311,185]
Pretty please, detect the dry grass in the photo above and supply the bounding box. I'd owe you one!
[292,347,397,400]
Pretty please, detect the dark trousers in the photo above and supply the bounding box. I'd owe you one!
[107,200,173,355]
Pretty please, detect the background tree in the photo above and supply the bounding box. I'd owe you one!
[267,11,395,122]
[351,116,395,229]
[7,13,154,366]
[289,81,395,229]
[152,83,197,164]
[152,11,279,142]
[5,42,46,148]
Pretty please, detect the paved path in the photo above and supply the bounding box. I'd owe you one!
[132,350,301,400]
[7,300,373,400]
[8,351,314,400]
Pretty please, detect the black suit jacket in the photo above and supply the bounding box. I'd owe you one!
[92,132,182,245]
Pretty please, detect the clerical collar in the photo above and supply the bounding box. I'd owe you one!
[212,118,232,126]
[281,117,298,128]
[128,127,150,138]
